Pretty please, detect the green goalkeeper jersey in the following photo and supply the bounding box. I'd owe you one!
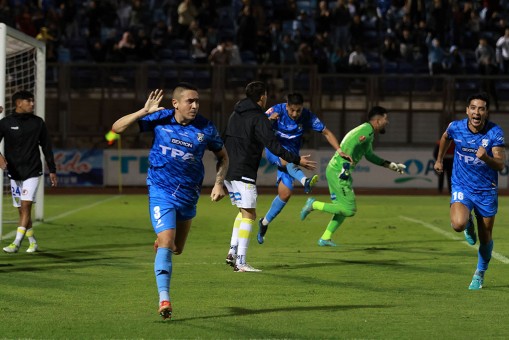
[329,122,385,171]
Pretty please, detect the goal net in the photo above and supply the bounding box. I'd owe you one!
[0,23,46,241]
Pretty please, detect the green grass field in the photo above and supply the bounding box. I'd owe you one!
[1,193,508,339]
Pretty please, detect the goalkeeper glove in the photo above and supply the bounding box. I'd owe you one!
[384,161,406,174]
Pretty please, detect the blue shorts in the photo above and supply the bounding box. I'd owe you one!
[450,185,498,217]
[148,186,196,234]
[265,149,294,190]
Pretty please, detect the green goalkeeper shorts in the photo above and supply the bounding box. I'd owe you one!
[326,162,357,216]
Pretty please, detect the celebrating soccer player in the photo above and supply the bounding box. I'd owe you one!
[434,92,505,290]
[257,93,342,244]
[112,84,229,319]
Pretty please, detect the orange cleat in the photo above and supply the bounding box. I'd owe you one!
[158,300,172,320]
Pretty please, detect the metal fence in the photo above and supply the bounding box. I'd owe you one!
[44,62,509,149]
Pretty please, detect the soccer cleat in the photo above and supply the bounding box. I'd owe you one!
[158,300,172,320]
[225,253,236,267]
[468,274,483,290]
[26,243,39,253]
[318,238,337,247]
[304,175,319,194]
[300,197,316,220]
[3,243,19,253]
[257,218,268,244]
[234,263,262,272]
[464,215,477,246]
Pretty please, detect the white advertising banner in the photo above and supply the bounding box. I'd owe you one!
[104,149,509,189]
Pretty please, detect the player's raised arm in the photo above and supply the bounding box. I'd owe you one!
[112,89,165,133]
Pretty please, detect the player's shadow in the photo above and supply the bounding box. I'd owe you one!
[166,304,394,322]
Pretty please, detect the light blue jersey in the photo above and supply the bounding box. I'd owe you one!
[447,118,505,193]
[139,109,223,207]
[265,103,325,154]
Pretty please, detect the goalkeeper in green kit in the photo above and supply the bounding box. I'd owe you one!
[300,106,406,246]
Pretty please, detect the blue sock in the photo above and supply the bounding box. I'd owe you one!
[154,247,173,300]
[286,163,305,183]
[265,196,287,223]
[476,239,494,273]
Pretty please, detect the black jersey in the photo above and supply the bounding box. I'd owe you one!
[0,112,56,180]
[223,98,300,184]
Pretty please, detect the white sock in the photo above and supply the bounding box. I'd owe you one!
[13,227,26,246]
[26,228,36,244]
[300,177,307,185]
[236,218,253,265]
[159,291,170,303]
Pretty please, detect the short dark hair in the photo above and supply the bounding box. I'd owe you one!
[367,106,388,121]
[286,93,304,105]
[172,82,198,99]
[12,90,34,105]
[245,81,267,102]
[467,92,490,110]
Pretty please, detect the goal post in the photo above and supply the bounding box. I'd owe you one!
[0,23,46,241]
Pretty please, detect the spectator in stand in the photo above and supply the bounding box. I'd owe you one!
[399,28,416,61]
[330,47,349,73]
[280,33,297,64]
[349,14,364,49]
[134,28,154,61]
[236,4,258,53]
[177,0,198,39]
[268,20,283,64]
[475,37,499,109]
[348,44,368,73]
[296,42,314,65]
[331,0,351,51]
[426,33,447,75]
[191,27,208,64]
[208,39,231,65]
[382,35,400,62]
[151,19,170,60]
[117,31,137,61]
[36,26,56,61]
[16,5,37,37]
[496,27,509,74]
[293,10,315,43]
[312,32,331,73]
[444,45,466,74]
[427,0,449,45]
[315,0,331,35]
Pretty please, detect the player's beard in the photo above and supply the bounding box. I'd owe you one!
[379,128,386,134]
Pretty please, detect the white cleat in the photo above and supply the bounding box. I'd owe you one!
[234,263,262,272]
[26,243,39,253]
[3,243,19,253]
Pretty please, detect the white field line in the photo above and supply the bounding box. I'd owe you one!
[400,215,509,264]
[2,196,121,240]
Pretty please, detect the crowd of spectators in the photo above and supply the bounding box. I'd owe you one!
[2,0,509,77]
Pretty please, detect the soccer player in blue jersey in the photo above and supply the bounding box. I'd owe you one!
[434,92,505,290]
[112,84,229,319]
[257,93,342,244]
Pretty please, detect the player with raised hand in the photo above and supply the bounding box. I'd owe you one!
[300,106,405,246]
[434,92,505,290]
[257,93,342,244]
[112,84,229,319]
